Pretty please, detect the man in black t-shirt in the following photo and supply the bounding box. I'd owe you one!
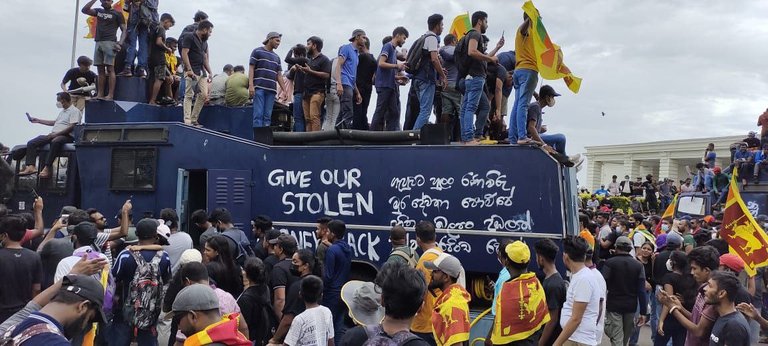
[353,37,376,130]
[148,13,175,105]
[82,0,126,101]
[706,271,751,346]
[535,239,567,345]
[270,235,299,322]
[181,20,213,126]
[0,216,43,323]
[643,174,659,214]
[61,56,97,110]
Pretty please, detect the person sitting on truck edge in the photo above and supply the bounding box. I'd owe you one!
[19,92,82,178]
[60,56,96,111]
[752,144,768,185]
[411,220,443,346]
[425,253,471,346]
[385,225,418,267]
[322,220,352,343]
[487,241,551,345]
[729,143,755,185]
[209,64,233,106]
[522,85,583,167]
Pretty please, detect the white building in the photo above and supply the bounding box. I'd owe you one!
[584,135,745,192]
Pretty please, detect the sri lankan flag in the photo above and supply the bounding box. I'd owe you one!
[184,313,251,346]
[85,0,128,39]
[431,284,471,346]
[491,272,550,344]
[521,1,582,93]
[449,13,472,40]
[720,169,768,276]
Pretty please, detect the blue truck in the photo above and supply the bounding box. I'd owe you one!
[5,99,580,298]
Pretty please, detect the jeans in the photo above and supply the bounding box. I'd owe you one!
[292,93,305,132]
[630,290,651,345]
[353,85,372,130]
[252,89,276,128]
[125,24,149,71]
[323,292,346,344]
[337,85,355,129]
[459,76,485,142]
[111,320,158,346]
[509,68,539,142]
[474,91,490,139]
[25,135,73,167]
[660,195,672,212]
[540,133,567,155]
[323,92,341,131]
[370,87,401,131]
[413,79,436,130]
[650,286,661,342]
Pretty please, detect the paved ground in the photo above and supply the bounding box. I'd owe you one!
[599,325,652,346]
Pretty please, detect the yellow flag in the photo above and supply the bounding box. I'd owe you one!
[661,194,678,220]
[449,13,472,40]
[721,169,768,275]
[521,1,582,93]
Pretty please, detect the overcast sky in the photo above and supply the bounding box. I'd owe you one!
[2,0,767,157]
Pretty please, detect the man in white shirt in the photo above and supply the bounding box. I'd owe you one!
[19,92,82,179]
[555,236,603,346]
[209,64,233,105]
[54,222,110,283]
[607,175,621,196]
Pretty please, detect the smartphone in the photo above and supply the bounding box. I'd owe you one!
[25,113,33,122]
[501,30,505,38]
[31,189,39,199]
[60,214,70,224]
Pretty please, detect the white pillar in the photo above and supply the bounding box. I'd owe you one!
[587,160,603,192]
[659,153,678,182]
[623,155,640,179]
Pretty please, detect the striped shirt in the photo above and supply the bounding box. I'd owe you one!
[249,47,282,93]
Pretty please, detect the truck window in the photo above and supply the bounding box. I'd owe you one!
[37,157,70,192]
[110,148,157,191]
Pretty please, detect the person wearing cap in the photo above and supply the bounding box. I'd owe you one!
[411,221,443,346]
[487,241,550,345]
[600,236,648,346]
[743,130,761,149]
[333,29,367,129]
[263,228,283,274]
[554,237,604,346]
[522,84,583,166]
[53,222,110,284]
[424,253,470,346]
[0,215,43,324]
[208,64,234,105]
[285,276,334,346]
[322,220,352,342]
[719,254,757,307]
[111,218,172,345]
[711,166,730,206]
[167,284,251,346]
[271,234,299,321]
[248,31,286,129]
[60,56,97,111]
[6,275,107,345]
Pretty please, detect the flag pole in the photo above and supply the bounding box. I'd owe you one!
[71,0,80,68]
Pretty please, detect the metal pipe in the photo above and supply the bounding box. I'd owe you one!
[71,0,81,68]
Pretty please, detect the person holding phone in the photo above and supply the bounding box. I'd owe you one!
[19,93,82,178]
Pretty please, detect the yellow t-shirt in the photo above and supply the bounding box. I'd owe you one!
[514,24,538,71]
[411,247,444,333]
[165,53,178,74]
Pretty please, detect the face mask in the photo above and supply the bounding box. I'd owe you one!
[289,264,301,277]
[665,259,673,272]
[56,102,64,109]
[615,227,622,234]
[661,224,670,232]
[548,97,556,107]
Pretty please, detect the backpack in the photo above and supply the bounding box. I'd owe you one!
[243,289,277,346]
[362,324,421,346]
[1,323,64,346]
[123,251,164,332]
[222,231,255,266]
[454,30,476,80]
[405,33,437,75]
[390,249,417,268]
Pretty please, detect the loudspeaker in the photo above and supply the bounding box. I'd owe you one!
[253,127,274,145]
[420,124,449,145]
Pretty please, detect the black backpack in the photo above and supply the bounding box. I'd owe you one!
[222,231,255,266]
[405,33,437,75]
[454,29,476,80]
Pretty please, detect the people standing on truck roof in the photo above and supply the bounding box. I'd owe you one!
[385,225,418,267]
[535,239,568,346]
[249,32,287,129]
[331,30,366,130]
[159,208,193,273]
[19,93,82,179]
[370,27,409,132]
[412,14,448,131]
[181,20,213,128]
[424,252,470,346]
[81,0,127,101]
[147,14,177,106]
[270,234,299,322]
[353,37,376,130]
[269,249,321,346]
[487,241,551,345]
[554,236,603,346]
[0,215,43,324]
[322,219,353,343]
[299,36,333,132]
[323,57,342,131]
[118,0,158,79]
[285,44,309,132]
[601,236,649,346]
[438,34,461,141]
[315,217,332,269]
[509,12,537,146]
[61,56,97,111]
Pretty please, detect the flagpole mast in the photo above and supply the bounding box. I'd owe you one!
[71,0,80,68]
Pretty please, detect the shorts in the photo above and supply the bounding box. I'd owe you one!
[94,41,118,66]
[153,65,169,81]
[441,87,462,117]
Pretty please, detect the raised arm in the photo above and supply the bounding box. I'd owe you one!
[81,0,98,16]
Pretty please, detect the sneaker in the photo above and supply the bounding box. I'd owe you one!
[135,68,147,78]
[568,153,582,163]
[753,176,760,185]
[117,68,133,77]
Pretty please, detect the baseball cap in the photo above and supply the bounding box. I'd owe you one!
[266,228,282,245]
[72,222,99,246]
[61,275,108,323]
[666,232,683,248]
[349,29,366,42]
[424,253,463,279]
[136,218,170,245]
[504,241,531,264]
[156,223,171,246]
[615,236,633,249]
[276,234,297,249]
[712,167,722,174]
[341,281,385,326]
[263,32,282,45]
[655,233,668,250]
[60,206,78,216]
[539,85,561,98]
[720,254,745,273]
[703,215,715,224]
[165,284,220,320]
